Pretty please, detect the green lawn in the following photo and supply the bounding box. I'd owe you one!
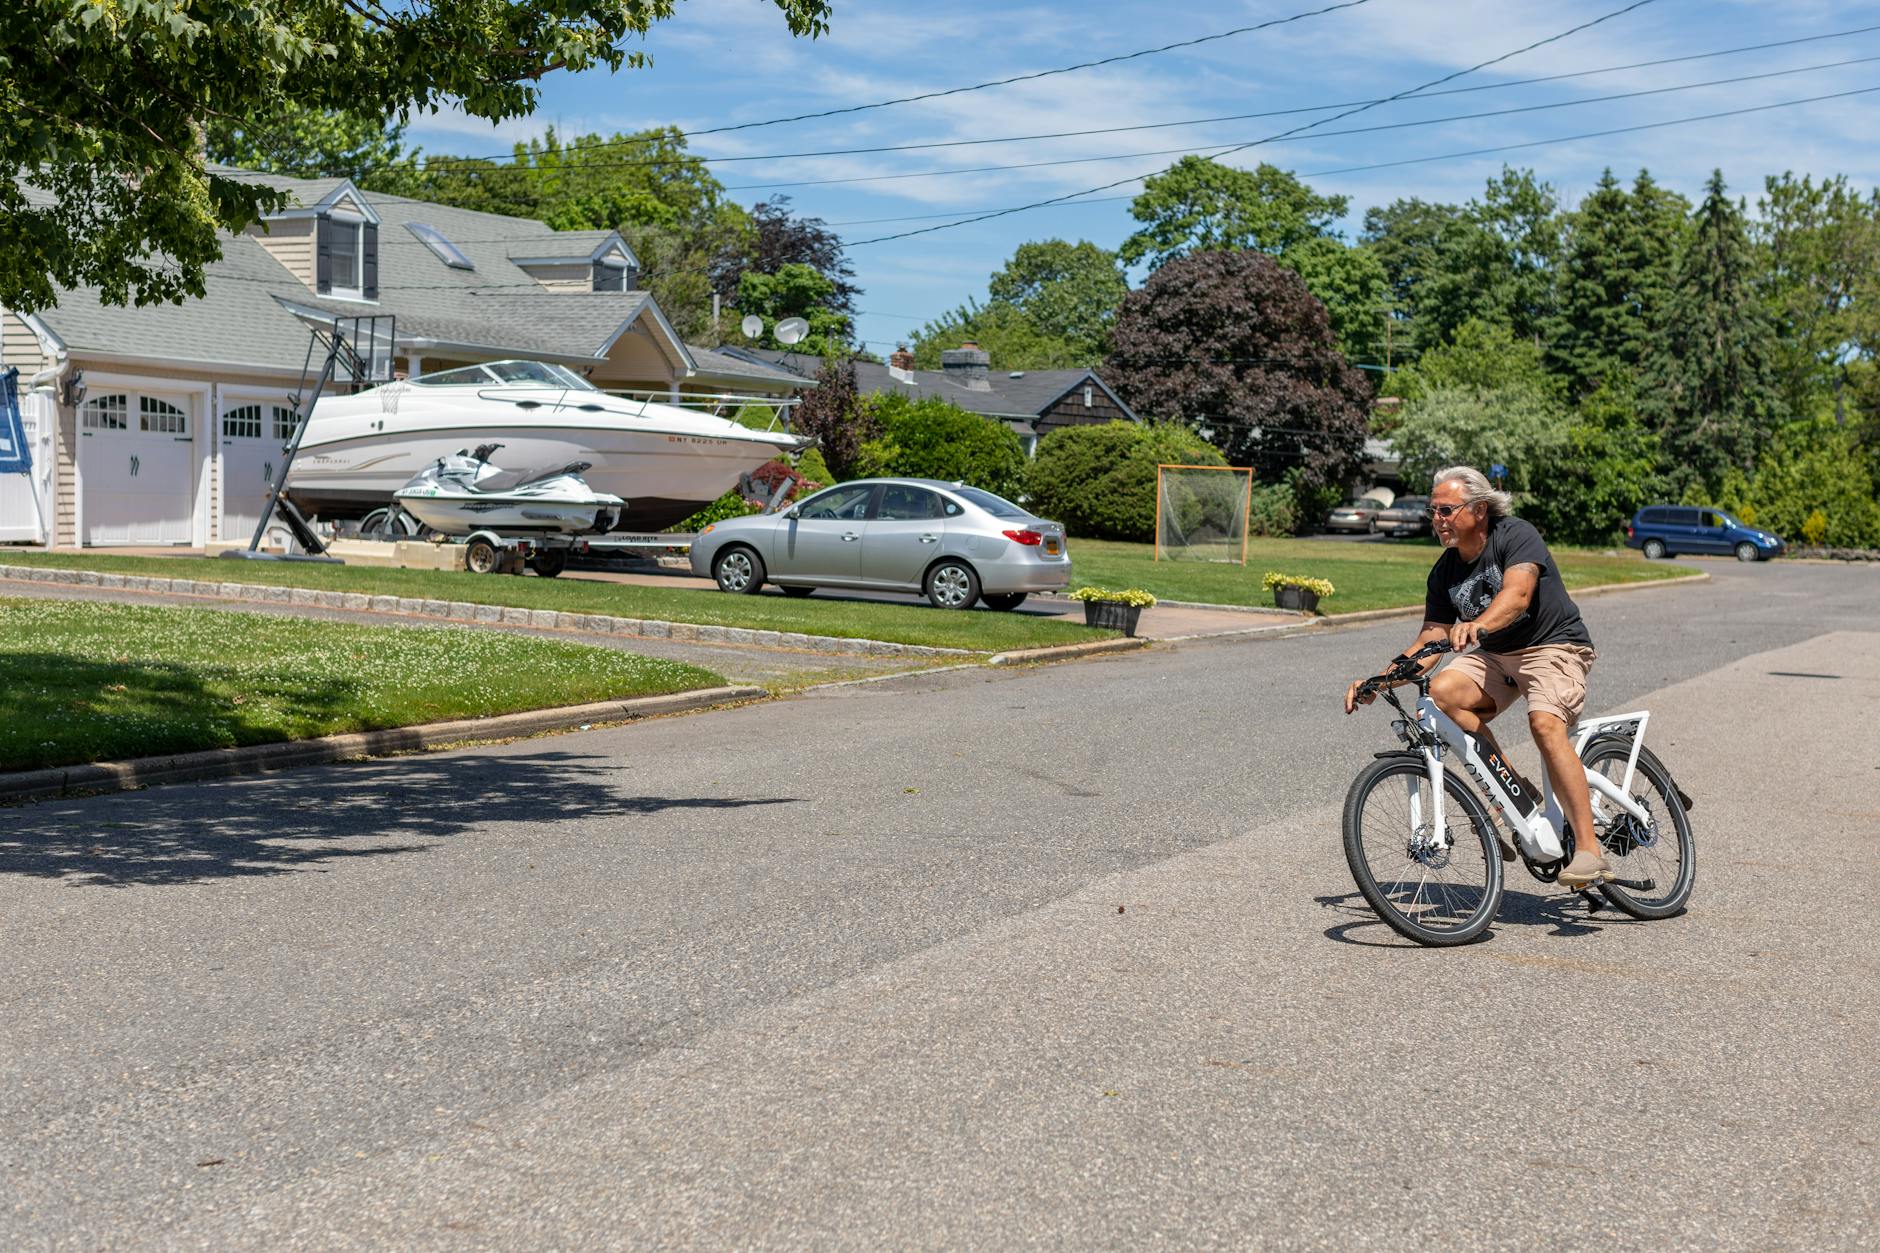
[0,598,727,772]
[0,552,1110,652]
[1064,536,1696,614]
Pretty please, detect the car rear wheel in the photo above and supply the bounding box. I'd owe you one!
[713,545,765,594]
[1641,538,1668,560]
[1734,541,1760,563]
[981,592,1026,611]
[924,559,980,610]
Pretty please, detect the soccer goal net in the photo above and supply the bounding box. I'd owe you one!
[1155,464,1253,563]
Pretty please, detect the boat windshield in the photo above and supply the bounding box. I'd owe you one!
[411,360,597,390]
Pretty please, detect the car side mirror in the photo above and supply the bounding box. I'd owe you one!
[785,506,801,520]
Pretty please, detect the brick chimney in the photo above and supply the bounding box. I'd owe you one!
[889,343,915,371]
[940,341,991,391]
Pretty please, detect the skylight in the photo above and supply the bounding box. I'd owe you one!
[406,222,474,271]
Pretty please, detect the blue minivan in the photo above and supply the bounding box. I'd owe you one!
[1625,505,1785,562]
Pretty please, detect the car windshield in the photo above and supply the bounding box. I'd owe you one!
[411,361,596,390]
[950,486,1029,519]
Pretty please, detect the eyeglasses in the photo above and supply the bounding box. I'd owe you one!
[1426,503,1471,520]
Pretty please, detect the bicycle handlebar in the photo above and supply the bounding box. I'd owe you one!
[1354,639,1454,702]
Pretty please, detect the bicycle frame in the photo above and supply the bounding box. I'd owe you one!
[1387,686,1655,862]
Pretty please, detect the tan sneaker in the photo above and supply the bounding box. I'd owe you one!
[1495,831,1518,863]
[1559,850,1612,888]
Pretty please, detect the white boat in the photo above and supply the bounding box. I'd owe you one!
[392,445,624,536]
[286,360,808,532]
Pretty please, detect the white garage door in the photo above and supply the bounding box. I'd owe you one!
[0,391,54,543]
[219,402,295,543]
[79,392,197,545]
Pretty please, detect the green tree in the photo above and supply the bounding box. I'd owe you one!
[1752,173,1880,424]
[1359,196,1468,362]
[1725,419,1880,548]
[909,300,1084,371]
[1386,318,1562,404]
[1120,156,1384,358]
[0,0,832,313]
[1546,168,1691,398]
[1023,421,1224,542]
[206,102,420,192]
[853,394,1027,497]
[986,239,1128,361]
[791,356,878,480]
[1640,170,1779,491]
[1410,168,1563,353]
[1388,385,1569,500]
[1519,382,1666,546]
[731,263,852,355]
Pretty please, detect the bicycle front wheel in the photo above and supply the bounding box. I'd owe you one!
[1342,756,1503,946]
[1583,742,1695,919]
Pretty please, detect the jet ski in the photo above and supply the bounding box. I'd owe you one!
[391,444,625,536]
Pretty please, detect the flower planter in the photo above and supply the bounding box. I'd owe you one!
[1272,585,1321,613]
[1082,600,1145,636]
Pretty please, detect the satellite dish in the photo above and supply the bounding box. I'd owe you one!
[739,314,763,339]
[775,317,810,346]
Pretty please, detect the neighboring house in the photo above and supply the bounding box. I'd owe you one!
[0,169,803,547]
[720,343,1139,455]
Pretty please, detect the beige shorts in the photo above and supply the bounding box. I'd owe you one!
[1446,643,1597,726]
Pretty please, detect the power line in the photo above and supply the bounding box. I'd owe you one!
[391,25,1880,176]
[416,0,1378,161]
[842,0,1669,247]
[824,82,1880,229]
[713,54,1880,194]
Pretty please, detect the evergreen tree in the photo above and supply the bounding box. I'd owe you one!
[1546,169,1689,398]
[1641,170,1779,490]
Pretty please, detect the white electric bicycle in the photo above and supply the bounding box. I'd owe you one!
[1343,640,1695,947]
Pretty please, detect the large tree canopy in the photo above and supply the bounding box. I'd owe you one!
[1105,250,1371,494]
[909,238,1125,370]
[0,0,831,312]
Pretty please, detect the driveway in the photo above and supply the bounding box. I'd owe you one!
[2,559,1874,1248]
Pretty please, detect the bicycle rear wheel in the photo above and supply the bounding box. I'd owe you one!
[1582,742,1695,919]
[1342,756,1503,946]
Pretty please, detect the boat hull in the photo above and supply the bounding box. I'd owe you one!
[394,493,620,536]
[287,414,800,532]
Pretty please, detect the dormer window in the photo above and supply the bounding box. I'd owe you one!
[592,261,625,293]
[317,209,378,300]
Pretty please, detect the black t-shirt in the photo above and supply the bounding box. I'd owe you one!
[1424,515,1592,652]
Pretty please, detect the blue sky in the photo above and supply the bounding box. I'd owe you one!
[402,0,1880,355]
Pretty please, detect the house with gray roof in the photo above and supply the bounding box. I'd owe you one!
[719,344,1139,455]
[0,169,804,547]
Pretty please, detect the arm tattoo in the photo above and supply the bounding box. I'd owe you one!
[1506,562,1542,579]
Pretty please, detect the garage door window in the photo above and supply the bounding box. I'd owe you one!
[271,407,297,441]
[141,396,187,435]
[83,395,129,430]
[223,405,263,439]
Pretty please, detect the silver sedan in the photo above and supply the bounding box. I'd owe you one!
[688,478,1072,610]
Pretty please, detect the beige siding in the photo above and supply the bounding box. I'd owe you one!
[248,217,316,289]
[1,310,49,372]
[55,402,76,546]
[523,263,591,293]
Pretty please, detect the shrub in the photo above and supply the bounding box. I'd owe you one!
[1068,585,1158,607]
[1247,477,1301,538]
[1262,572,1336,599]
[853,393,1027,497]
[1024,421,1224,541]
[673,490,759,533]
[793,444,834,487]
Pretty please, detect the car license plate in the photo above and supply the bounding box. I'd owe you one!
[1044,537,1061,555]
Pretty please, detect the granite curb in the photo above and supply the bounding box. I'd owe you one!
[0,565,975,660]
[986,637,1151,666]
[0,684,767,804]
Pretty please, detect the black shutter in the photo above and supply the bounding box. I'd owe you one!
[315,217,333,294]
[362,222,379,300]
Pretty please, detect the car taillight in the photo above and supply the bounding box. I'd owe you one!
[1625,525,1634,538]
[1003,529,1043,546]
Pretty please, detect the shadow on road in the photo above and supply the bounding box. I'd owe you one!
[1316,885,1644,947]
[0,750,799,889]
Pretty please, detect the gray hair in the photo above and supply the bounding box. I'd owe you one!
[1432,465,1513,519]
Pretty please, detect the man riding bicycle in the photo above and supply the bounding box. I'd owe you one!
[1343,465,1609,888]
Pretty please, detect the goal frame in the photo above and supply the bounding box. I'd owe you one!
[1154,463,1254,564]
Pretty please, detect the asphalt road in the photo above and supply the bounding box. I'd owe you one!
[3,559,1875,1249]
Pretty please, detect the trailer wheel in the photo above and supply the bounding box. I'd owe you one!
[529,549,567,578]
[465,538,502,574]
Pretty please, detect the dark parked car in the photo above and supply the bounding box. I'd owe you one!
[1624,505,1784,562]
[1370,495,1431,537]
